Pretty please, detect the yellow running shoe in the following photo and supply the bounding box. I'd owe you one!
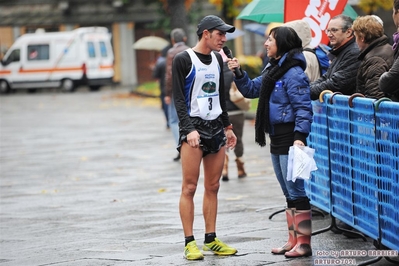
[203,237,237,255]
[184,240,204,260]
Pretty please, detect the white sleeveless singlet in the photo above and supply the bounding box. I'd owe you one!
[186,49,222,120]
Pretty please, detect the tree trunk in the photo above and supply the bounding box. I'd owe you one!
[167,0,188,34]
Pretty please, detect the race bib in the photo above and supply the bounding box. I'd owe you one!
[197,94,222,120]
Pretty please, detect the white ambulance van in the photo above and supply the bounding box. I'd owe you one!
[0,27,114,93]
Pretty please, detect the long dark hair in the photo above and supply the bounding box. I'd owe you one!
[269,26,303,60]
[395,0,399,13]
[255,26,304,146]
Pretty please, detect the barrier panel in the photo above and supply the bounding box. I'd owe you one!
[307,99,331,213]
[350,96,379,240]
[327,94,354,226]
[305,93,399,254]
[375,100,399,252]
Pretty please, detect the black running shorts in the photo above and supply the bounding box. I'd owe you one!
[178,117,226,157]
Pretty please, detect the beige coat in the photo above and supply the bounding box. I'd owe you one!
[284,20,321,82]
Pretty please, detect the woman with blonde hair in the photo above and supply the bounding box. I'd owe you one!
[379,0,399,101]
[353,15,394,99]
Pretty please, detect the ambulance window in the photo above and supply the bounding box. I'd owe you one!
[27,45,49,61]
[4,49,20,64]
[99,41,108,57]
[88,42,96,58]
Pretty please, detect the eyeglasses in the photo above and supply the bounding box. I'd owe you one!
[325,28,345,34]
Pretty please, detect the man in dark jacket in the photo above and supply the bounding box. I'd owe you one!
[379,0,399,102]
[311,15,362,237]
[310,15,360,100]
[152,46,170,129]
[164,28,190,161]
[380,49,399,101]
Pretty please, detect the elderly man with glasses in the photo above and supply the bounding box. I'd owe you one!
[310,15,360,100]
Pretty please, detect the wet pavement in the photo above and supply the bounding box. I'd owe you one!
[0,86,397,266]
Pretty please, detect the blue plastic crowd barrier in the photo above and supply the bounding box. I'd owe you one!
[327,94,355,229]
[306,96,331,213]
[306,92,399,256]
[375,100,399,253]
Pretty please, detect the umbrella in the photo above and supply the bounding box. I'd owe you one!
[244,22,283,37]
[237,0,358,46]
[343,3,358,20]
[132,36,169,51]
[237,0,358,24]
[238,0,284,23]
[226,28,245,41]
[243,23,268,36]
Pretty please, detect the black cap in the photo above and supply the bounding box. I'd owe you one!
[196,15,235,36]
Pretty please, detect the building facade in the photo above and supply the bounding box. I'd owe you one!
[1,1,396,88]
[0,0,213,87]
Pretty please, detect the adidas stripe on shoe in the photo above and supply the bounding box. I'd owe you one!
[203,237,237,255]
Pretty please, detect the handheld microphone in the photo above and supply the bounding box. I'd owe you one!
[222,46,242,77]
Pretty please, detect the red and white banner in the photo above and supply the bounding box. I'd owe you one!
[285,0,349,46]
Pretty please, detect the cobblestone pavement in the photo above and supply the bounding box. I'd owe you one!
[0,86,396,266]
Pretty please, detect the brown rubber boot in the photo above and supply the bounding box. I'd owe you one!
[222,154,229,181]
[285,209,312,258]
[235,157,247,178]
[271,208,297,255]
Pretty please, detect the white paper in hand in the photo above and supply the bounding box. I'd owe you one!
[287,146,318,182]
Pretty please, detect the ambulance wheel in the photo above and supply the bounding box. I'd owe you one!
[0,80,10,94]
[61,79,75,92]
